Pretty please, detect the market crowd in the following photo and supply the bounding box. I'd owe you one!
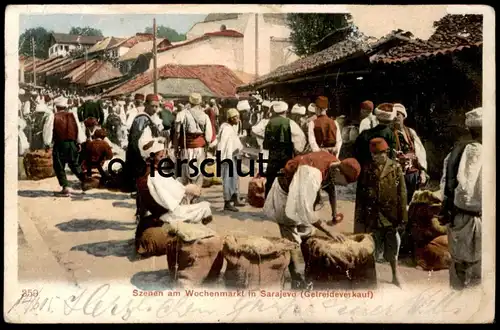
[18,84,482,291]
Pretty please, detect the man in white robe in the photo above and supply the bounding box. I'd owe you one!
[251,100,272,173]
[136,130,212,225]
[173,92,213,187]
[217,108,246,212]
[438,107,482,290]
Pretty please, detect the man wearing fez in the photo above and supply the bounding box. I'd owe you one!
[125,94,162,218]
[134,93,145,114]
[42,97,89,196]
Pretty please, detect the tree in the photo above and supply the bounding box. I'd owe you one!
[286,13,354,57]
[144,25,186,42]
[18,27,53,59]
[69,27,104,37]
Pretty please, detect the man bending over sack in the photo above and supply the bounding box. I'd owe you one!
[135,129,213,225]
[263,151,361,289]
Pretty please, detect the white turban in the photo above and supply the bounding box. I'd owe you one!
[237,100,251,111]
[291,104,306,115]
[373,103,396,122]
[465,107,482,128]
[393,103,407,118]
[307,103,317,113]
[19,88,25,95]
[189,92,202,105]
[273,101,288,114]
[262,100,272,108]
[54,97,68,108]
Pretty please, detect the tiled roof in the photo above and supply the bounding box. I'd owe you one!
[52,33,104,45]
[118,39,168,62]
[24,56,62,72]
[372,14,483,64]
[34,57,69,74]
[134,78,217,98]
[63,60,122,86]
[104,64,243,98]
[239,36,376,90]
[120,33,158,48]
[87,37,127,53]
[158,29,243,53]
[45,58,87,76]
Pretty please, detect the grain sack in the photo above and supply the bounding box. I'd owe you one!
[164,222,223,288]
[408,190,445,248]
[247,176,266,208]
[416,235,451,271]
[23,149,56,180]
[223,235,298,289]
[135,215,169,257]
[202,163,222,188]
[301,234,377,289]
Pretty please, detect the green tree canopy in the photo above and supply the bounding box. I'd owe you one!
[18,27,53,59]
[286,13,353,57]
[69,26,104,37]
[144,25,186,42]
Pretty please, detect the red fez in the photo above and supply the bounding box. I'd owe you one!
[164,101,174,111]
[369,137,389,153]
[339,158,361,183]
[134,93,145,101]
[315,96,329,109]
[360,100,374,111]
[84,117,99,128]
[94,128,108,139]
[146,94,159,102]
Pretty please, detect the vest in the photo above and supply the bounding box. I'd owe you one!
[53,112,78,142]
[313,115,337,148]
[263,116,293,159]
[283,151,338,183]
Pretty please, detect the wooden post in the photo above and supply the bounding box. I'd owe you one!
[153,18,158,95]
[32,37,36,85]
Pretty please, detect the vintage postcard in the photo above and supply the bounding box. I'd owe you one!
[4,4,495,323]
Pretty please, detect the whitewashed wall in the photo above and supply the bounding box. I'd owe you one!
[186,17,249,39]
[153,37,244,72]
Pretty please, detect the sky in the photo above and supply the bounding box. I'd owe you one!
[19,14,208,37]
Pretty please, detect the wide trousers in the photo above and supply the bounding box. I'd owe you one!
[53,140,85,188]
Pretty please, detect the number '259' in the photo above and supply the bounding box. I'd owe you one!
[21,289,39,297]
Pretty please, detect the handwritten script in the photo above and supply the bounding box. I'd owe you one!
[7,284,478,322]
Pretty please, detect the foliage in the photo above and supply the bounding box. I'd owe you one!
[18,27,53,59]
[144,25,186,42]
[69,27,104,37]
[286,13,354,56]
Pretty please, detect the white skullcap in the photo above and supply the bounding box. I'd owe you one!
[262,100,272,108]
[307,103,317,113]
[138,127,166,159]
[189,92,202,105]
[237,100,251,111]
[393,103,407,118]
[19,88,25,95]
[465,107,482,128]
[273,101,288,114]
[291,104,306,115]
[54,97,68,108]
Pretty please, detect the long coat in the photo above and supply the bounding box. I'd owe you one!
[354,158,408,233]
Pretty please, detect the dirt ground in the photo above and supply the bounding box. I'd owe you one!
[17,171,449,290]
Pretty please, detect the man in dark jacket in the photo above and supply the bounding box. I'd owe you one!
[355,137,407,287]
[78,100,105,126]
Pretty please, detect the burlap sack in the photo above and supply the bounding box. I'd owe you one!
[247,176,266,208]
[408,190,445,250]
[23,149,56,180]
[301,234,377,289]
[416,235,451,271]
[222,235,298,289]
[164,222,223,288]
[135,216,168,257]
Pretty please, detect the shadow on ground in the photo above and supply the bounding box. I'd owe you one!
[112,201,136,209]
[71,239,141,262]
[18,190,131,201]
[130,269,173,290]
[56,219,136,232]
[212,208,271,222]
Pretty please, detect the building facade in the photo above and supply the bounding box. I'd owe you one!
[48,33,104,58]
